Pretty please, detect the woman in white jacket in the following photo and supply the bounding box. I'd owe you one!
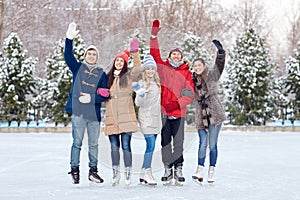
[133,55,162,186]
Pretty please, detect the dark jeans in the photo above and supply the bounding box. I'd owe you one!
[161,116,185,168]
[109,133,132,167]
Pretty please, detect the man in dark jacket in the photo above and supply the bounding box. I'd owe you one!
[149,19,195,185]
[64,22,109,185]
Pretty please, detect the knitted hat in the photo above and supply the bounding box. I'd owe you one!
[84,45,99,62]
[142,55,157,72]
[168,47,183,58]
[114,50,130,66]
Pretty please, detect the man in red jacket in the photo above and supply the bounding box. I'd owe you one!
[150,19,195,185]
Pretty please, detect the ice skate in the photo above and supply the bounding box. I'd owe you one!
[124,167,131,186]
[141,168,157,186]
[174,165,185,186]
[68,166,80,184]
[207,166,215,183]
[139,168,145,184]
[88,166,104,184]
[192,165,204,184]
[111,165,120,186]
[161,165,173,185]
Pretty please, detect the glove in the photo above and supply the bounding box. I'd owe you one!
[130,37,139,52]
[66,22,79,40]
[181,88,193,97]
[151,19,161,36]
[97,88,110,97]
[132,81,145,92]
[164,101,180,112]
[136,88,146,97]
[79,93,91,103]
[212,39,225,54]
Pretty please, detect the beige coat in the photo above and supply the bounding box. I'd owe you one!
[105,52,141,135]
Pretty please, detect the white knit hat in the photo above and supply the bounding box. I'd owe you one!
[84,45,99,62]
[142,55,157,72]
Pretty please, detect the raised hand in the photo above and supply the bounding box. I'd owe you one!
[212,40,225,54]
[66,22,79,40]
[151,19,161,36]
[130,37,139,53]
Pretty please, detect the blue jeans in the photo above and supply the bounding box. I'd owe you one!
[109,133,132,167]
[70,115,100,168]
[142,134,157,169]
[197,123,222,167]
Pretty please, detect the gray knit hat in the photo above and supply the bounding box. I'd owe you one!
[142,55,157,72]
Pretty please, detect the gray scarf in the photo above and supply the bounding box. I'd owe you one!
[168,58,184,69]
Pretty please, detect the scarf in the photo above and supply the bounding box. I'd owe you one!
[168,58,184,69]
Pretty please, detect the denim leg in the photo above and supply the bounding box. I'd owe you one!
[87,120,100,168]
[109,134,120,166]
[142,134,157,169]
[208,124,221,167]
[121,132,132,167]
[197,129,208,166]
[70,115,86,167]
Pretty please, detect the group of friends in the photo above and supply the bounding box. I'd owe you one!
[64,19,226,186]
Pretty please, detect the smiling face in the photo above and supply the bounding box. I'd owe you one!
[193,60,207,75]
[144,67,156,78]
[114,57,125,70]
[169,51,182,62]
[84,49,98,65]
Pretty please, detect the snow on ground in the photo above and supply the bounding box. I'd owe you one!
[0,130,299,200]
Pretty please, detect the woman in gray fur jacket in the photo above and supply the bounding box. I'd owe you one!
[191,40,226,184]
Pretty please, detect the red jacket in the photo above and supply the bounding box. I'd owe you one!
[150,38,195,117]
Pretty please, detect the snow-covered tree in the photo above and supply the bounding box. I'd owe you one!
[45,35,86,125]
[0,32,37,122]
[284,41,300,119]
[179,32,212,70]
[224,28,272,125]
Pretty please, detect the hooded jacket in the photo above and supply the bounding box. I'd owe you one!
[64,38,109,121]
[150,38,194,118]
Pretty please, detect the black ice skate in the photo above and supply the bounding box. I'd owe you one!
[68,166,80,184]
[174,165,185,186]
[88,166,104,184]
[161,165,173,185]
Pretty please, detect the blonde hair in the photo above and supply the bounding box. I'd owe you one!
[142,71,161,91]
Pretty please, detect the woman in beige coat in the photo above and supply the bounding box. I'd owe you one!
[105,38,141,186]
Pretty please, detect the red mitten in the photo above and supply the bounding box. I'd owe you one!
[151,19,161,36]
[97,88,110,97]
[164,101,179,112]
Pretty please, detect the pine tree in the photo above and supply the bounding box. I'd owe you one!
[45,35,86,126]
[179,32,212,70]
[284,41,300,119]
[224,28,272,125]
[0,32,37,122]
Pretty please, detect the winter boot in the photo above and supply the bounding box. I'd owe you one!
[124,167,132,186]
[192,165,204,183]
[174,165,185,184]
[111,165,121,186]
[88,166,104,184]
[207,166,215,183]
[68,166,80,184]
[161,165,173,184]
[139,168,145,183]
[142,168,157,185]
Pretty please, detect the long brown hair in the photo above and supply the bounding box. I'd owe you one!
[107,61,128,88]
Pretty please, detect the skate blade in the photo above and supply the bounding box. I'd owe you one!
[89,181,104,187]
[162,180,173,186]
[140,180,157,186]
[174,180,184,186]
[192,178,203,185]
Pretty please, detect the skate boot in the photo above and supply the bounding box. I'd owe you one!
[139,168,145,183]
[68,166,80,184]
[111,165,120,186]
[192,165,204,183]
[88,166,104,184]
[142,168,157,186]
[124,167,131,186]
[161,165,173,185]
[207,166,215,183]
[174,165,185,185]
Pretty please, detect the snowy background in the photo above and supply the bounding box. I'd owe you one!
[0,130,299,200]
